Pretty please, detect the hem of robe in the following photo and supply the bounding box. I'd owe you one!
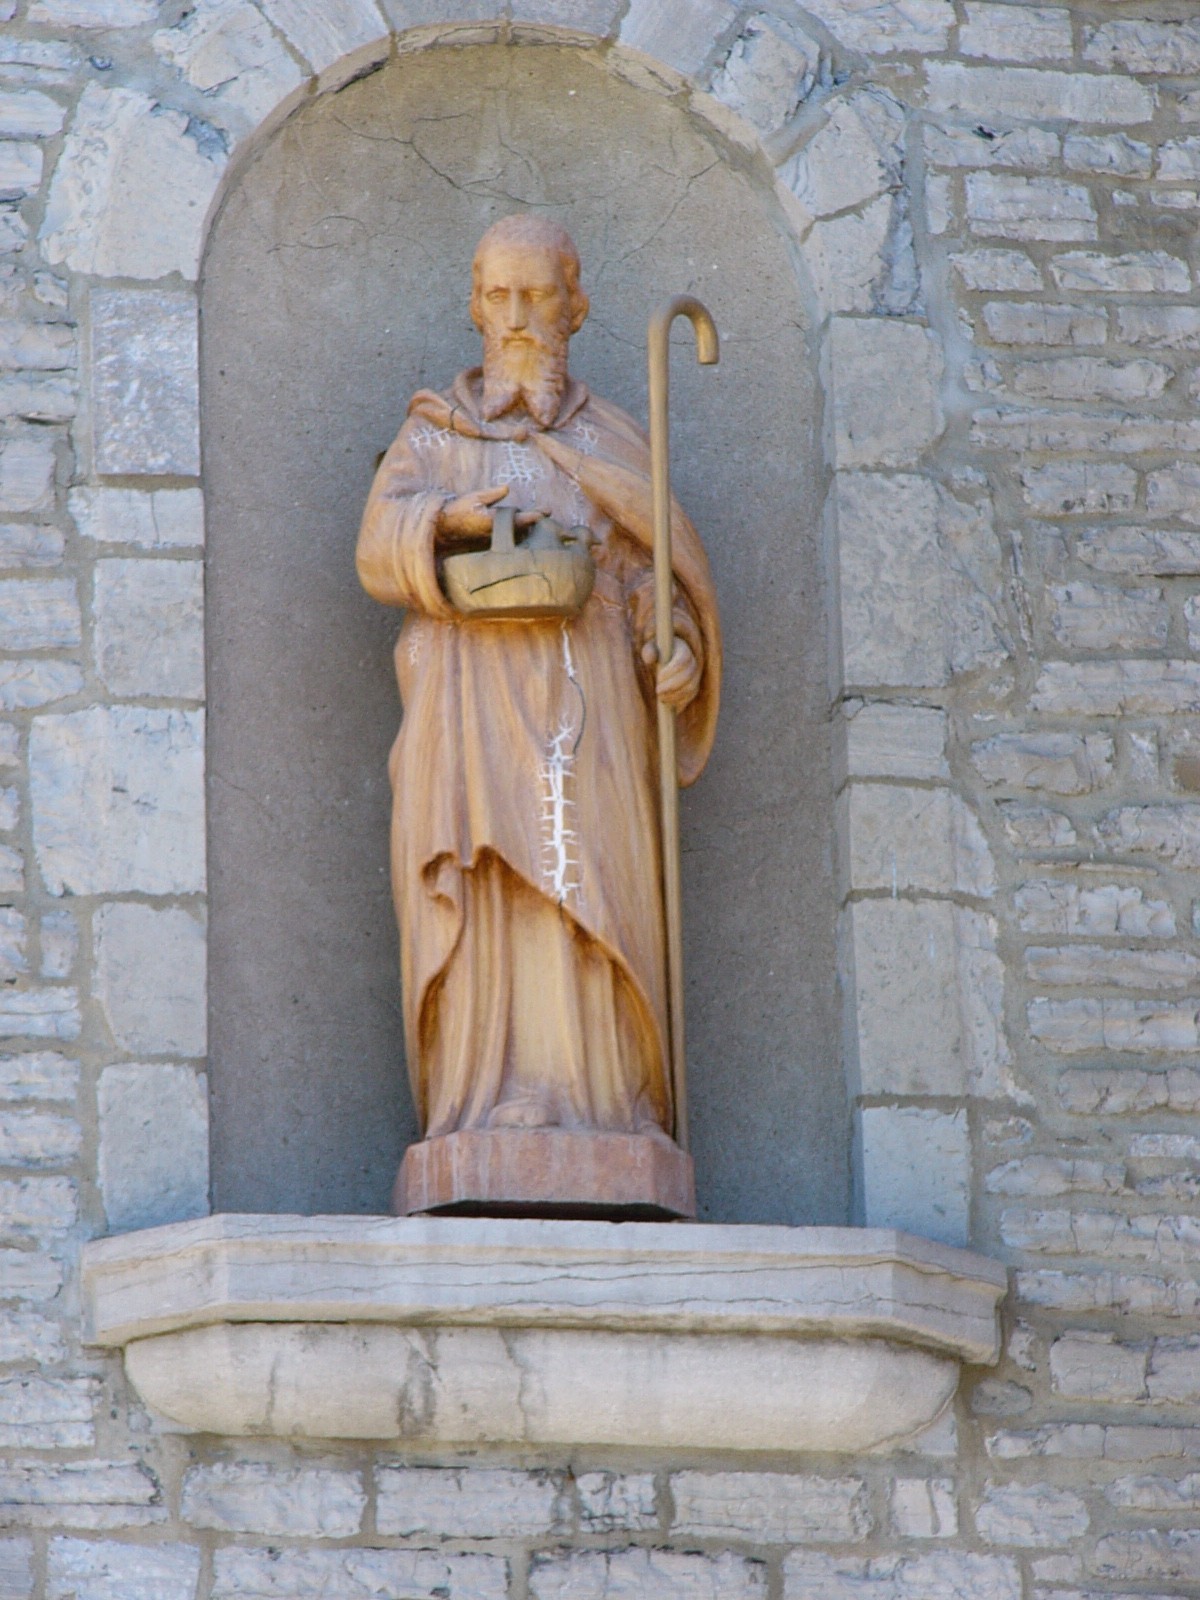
[407,843,670,1138]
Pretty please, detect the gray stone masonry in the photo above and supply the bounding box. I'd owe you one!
[0,0,1198,1596]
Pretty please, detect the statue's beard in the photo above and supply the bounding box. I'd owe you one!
[481,330,569,428]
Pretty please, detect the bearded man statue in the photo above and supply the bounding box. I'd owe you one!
[357,214,721,1217]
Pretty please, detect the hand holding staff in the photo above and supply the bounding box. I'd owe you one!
[647,296,719,1153]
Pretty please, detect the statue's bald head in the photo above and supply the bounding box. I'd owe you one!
[470,214,589,336]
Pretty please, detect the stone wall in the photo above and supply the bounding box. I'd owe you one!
[0,0,1197,1597]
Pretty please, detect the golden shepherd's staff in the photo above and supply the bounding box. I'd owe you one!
[648,296,719,1154]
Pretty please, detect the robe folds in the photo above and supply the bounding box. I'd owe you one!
[357,369,721,1139]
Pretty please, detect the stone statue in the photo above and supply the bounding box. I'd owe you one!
[357,215,721,1217]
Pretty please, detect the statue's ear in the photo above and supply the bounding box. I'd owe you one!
[570,289,590,335]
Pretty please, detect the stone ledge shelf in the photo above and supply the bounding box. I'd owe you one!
[82,1215,1007,1453]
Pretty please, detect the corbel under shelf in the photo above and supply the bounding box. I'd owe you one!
[81,1214,1007,1453]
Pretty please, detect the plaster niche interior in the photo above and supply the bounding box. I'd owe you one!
[202,43,844,1225]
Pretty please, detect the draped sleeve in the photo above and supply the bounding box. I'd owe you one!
[356,419,458,621]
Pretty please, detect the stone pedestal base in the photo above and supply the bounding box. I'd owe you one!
[393,1129,696,1220]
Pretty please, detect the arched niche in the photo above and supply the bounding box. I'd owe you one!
[202,42,842,1223]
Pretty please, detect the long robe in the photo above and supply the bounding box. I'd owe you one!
[357,369,721,1139]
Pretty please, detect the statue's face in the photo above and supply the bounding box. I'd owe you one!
[474,241,571,365]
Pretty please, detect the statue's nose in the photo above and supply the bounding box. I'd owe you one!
[507,289,528,330]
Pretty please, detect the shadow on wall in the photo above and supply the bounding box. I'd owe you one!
[202,43,842,1224]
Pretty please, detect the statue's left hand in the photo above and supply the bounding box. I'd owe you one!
[642,637,701,710]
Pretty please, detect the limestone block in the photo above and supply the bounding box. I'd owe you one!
[576,1473,657,1531]
[532,1550,764,1600]
[859,1107,970,1246]
[830,319,944,469]
[843,787,990,898]
[0,321,74,372]
[1108,1473,1200,1510]
[182,1463,365,1537]
[1051,250,1191,294]
[97,1064,208,1233]
[1064,134,1153,177]
[1118,305,1200,348]
[1049,581,1166,651]
[618,0,737,78]
[834,473,944,688]
[152,0,304,139]
[1159,139,1200,181]
[90,289,199,477]
[383,0,502,36]
[377,1466,563,1538]
[1148,463,1200,524]
[0,580,77,652]
[0,1460,161,1531]
[40,86,225,281]
[93,559,203,699]
[211,1548,508,1600]
[0,1250,62,1302]
[47,1539,200,1600]
[0,1052,78,1102]
[70,486,204,549]
[30,707,205,895]
[794,0,952,55]
[981,302,1105,346]
[975,1482,1089,1547]
[1034,662,1200,716]
[997,356,1169,405]
[0,911,25,980]
[784,91,904,219]
[710,14,820,137]
[0,1109,79,1166]
[0,1375,93,1448]
[966,173,1096,242]
[0,431,54,514]
[785,1551,1019,1600]
[0,663,81,711]
[0,374,75,424]
[890,1478,957,1537]
[803,197,899,315]
[935,488,1009,676]
[257,0,388,73]
[93,904,206,1056]
[509,0,620,40]
[1148,1338,1200,1402]
[1015,880,1174,938]
[845,899,964,1096]
[0,146,41,202]
[987,1155,1122,1197]
[952,249,1042,291]
[40,911,78,979]
[927,63,1153,125]
[972,732,1113,796]
[959,4,1071,62]
[0,213,25,254]
[0,1540,29,1599]
[925,123,1059,171]
[0,991,78,1042]
[957,908,1013,1099]
[1050,1332,1144,1404]
[28,0,157,20]
[670,1473,870,1543]
[1029,997,1200,1054]
[1021,462,1136,517]
[0,1314,63,1368]
[843,702,947,781]
[1085,18,1200,75]
[0,525,62,568]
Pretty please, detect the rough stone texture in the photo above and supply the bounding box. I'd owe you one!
[90,289,199,477]
[375,1467,562,1538]
[974,1481,1089,1546]
[618,0,738,79]
[41,85,225,281]
[92,559,203,699]
[47,1538,200,1600]
[151,0,304,140]
[69,487,204,549]
[845,899,964,1097]
[531,1550,764,1600]
[670,1473,870,1542]
[859,1106,970,1245]
[829,319,944,469]
[93,903,205,1056]
[785,1551,1020,1600]
[835,473,943,688]
[97,1064,208,1232]
[30,708,204,896]
[257,0,388,74]
[710,14,820,138]
[182,1463,365,1537]
[212,1548,508,1599]
[842,702,948,781]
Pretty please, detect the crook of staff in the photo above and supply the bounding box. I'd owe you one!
[648,296,719,1153]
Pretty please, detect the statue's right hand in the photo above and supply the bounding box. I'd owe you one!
[438,486,541,542]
